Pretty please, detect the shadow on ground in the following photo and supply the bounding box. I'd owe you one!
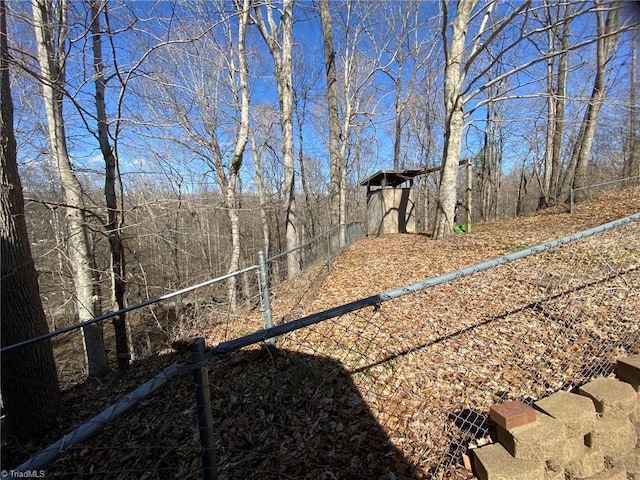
[2,346,418,479]
[208,346,418,480]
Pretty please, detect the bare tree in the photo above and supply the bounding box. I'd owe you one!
[227,0,251,309]
[319,0,342,235]
[538,0,571,207]
[87,0,131,369]
[478,76,507,221]
[134,2,251,310]
[371,1,431,171]
[432,0,616,237]
[624,29,639,180]
[32,0,108,376]
[331,0,385,240]
[562,1,621,201]
[251,0,300,278]
[433,0,478,239]
[250,126,272,257]
[1,0,61,441]
[292,39,322,238]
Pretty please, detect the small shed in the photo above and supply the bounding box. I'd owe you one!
[360,169,422,236]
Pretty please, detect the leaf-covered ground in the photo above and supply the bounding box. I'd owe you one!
[3,186,639,478]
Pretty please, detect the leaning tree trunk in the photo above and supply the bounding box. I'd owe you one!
[562,1,619,203]
[32,0,108,377]
[225,0,250,312]
[1,0,61,441]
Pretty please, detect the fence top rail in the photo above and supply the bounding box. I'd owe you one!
[14,361,192,473]
[266,222,363,262]
[572,175,640,192]
[204,212,640,362]
[0,264,260,354]
[2,222,363,354]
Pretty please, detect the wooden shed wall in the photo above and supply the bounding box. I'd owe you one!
[367,188,416,236]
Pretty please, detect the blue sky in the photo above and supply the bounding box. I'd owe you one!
[11,0,638,196]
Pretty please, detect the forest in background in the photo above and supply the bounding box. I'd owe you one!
[1,0,639,443]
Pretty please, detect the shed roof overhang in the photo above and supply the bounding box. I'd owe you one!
[359,169,424,188]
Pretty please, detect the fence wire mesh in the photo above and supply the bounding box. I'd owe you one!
[571,175,640,210]
[3,215,639,479]
[264,222,364,323]
[208,216,639,478]
[10,361,199,479]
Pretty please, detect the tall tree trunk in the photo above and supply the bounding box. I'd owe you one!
[88,0,131,369]
[297,123,315,236]
[251,131,271,257]
[32,0,108,377]
[253,0,299,278]
[434,0,476,239]
[393,76,402,170]
[541,13,555,208]
[550,4,569,202]
[1,0,61,441]
[561,1,619,202]
[226,0,250,312]
[625,29,639,180]
[480,84,496,221]
[319,0,341,232]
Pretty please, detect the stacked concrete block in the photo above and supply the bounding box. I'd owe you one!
[472,355,640,480]
[617,355,640,392]
[579,377,638,421]
[473,443,545,480]
[616,355,640,426]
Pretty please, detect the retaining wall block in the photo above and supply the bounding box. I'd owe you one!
[564,446,605,478]
[490,401,537,430]
[617,355,640,392]
[535,391,597,439]
[473,443,545,480]
[579,377,638,421]
[584,465,628,480]
[587,418,636,460]
[496,412,567,463]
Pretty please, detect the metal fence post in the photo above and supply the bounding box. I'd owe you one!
[570,188,574,214]
[190,337,216,480]
[258,251,275,345]
[326,230,332,274]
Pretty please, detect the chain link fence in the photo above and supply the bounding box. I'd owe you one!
[0,223,363,403]
[263,222,364,325]
[4,213,638,478]
[570,175,640,213]
[201,214,640,479]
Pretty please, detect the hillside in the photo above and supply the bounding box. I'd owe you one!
[4,186,639,479]
[249,186,640,325]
